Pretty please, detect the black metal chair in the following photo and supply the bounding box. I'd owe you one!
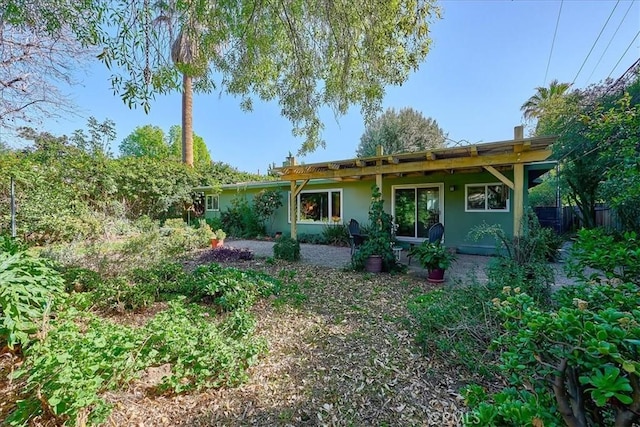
[428,222,445,245]
[408,222,445,265]
[348,218,366,257]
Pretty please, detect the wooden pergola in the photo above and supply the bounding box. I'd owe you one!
[273,126,555,239]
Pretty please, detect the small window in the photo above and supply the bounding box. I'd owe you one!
[465,184,509,212]
[206,195,219,211]
[288,189,343,224]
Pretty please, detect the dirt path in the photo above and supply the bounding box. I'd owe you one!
[106,260,470,426]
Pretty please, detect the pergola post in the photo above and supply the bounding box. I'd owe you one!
[513,126,525,236]
[289,178,309,239]
[290,180,297,239]
[375,145,383,192]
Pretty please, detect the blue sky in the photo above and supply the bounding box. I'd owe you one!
[16,0,640,174]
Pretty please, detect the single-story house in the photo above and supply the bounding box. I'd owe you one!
[196,126,556,255]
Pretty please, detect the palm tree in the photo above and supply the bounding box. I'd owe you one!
[171,27,199,167]
[521,79,572,121]
[154,1,208,168]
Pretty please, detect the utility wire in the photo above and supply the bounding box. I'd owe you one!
[544,0,563,86]
[607,30,640,79]
[586,0,636,84]
[572,1,620,85]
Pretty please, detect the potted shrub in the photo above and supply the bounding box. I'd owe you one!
[352,185,400,273]
[210,229,226,248]
[408,241,456,283]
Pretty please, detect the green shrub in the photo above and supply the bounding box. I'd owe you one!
[133,214,158,233]
[9,299,268,425]
[465,285,640,426]
[567,228,639,283]
[321,224,350,246]
[0,251,65,349]
[352,185,400,272]
[60,266,103,293]
[221,196,264,238]
[273,236,301,261]
[205,216,224,232]
[407,284,501,376]
[469,210,554,304]
[296,233,326,244]
[192,263,281,310]
[0,235,28,254]
[253,189,283,234]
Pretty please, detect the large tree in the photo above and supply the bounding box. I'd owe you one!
[99,0,440,159]
[119,125,169,158]
[532,67,640,230]
[0,19,93,128]
[356,107,446,157]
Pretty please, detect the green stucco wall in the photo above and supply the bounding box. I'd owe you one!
[203,166,546,255]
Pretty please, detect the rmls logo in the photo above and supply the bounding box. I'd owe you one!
[425,412,481,426]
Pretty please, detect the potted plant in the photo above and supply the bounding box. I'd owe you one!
[408,241,456,283]
[352,185,400,273]
[210,229,226,248]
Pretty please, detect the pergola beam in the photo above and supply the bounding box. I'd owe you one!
[279,150,551,181]
[483,165,515,190]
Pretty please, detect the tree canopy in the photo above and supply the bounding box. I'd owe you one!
[530,65,640,230]
[119,124,212,166]
[98,0,440,155]
[356,107,446,157]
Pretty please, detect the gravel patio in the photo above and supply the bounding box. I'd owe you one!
[226,239,575,287]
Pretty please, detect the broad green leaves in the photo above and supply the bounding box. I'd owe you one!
[98,0,440,154]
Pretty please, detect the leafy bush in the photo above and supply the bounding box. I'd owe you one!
[253,189,283,234]
[60,266,103,293]
[0,251,65,349]
[273,236,301,261]
[352,185,400,272]
[296,233,326,245]
[9,300,268,425]
[192,263,281,311]
[465,285,640,426]
[407,284,501,376]
[0,235,28,254]
[133,214,158,233]
[321,224,350,246]
[469,210,554,304]
[221,195,264,238]
[567,228,639,283]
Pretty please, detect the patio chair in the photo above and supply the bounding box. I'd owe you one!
[408,222,445,265]
[348,218,366,257]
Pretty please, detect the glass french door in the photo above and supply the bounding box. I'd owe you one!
[393,185,442,239]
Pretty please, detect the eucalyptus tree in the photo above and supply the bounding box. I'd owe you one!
[356,107,446,157]
[99,0,441,163]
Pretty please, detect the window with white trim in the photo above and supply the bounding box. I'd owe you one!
[465,183,510,212]
[206,195,219,211]
[288,189,343,224]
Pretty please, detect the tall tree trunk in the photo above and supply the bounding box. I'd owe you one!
[182,73,194,167]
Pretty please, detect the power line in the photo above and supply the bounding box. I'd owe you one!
[586,0,635,84]
[544,0,563,86]
[572,1,620,85]
[607,30,640,79]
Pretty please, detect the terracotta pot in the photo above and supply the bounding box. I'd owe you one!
[365,255,383,273]
[427,268,445,283]
[210,238,224,248]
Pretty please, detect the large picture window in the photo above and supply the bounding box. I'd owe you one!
[465,183,509,212]
[289,189,342,223]
[392,184,443,239]
[206,195,219,211]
